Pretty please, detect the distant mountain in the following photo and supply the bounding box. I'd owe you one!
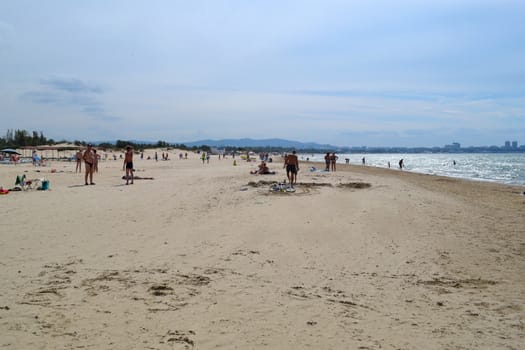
[182,138,337,149]
[89,138,341,150]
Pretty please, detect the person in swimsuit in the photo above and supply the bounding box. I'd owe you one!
[75,150,82,172]
[83,144,95,185]
[284,150,299,187]
[330,152,338,171]
[324,152,330,171]
[123,146,134,185]
[93,149,99,173]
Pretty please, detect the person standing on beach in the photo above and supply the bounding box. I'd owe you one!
[93,149,99,173]
[75,150,82,173]
[284,150,299,187]
[324,152,330,171]
[330,153,338,171]
[83,144,95,185]
[123,146,134,185]
[399,159,404,169]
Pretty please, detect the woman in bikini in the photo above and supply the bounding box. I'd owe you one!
[83,144,95,185]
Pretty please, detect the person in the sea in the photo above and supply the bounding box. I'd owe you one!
[399,159,404,169]
[123,145,134,185]
[83,144,95,185]
[284,150,299,187]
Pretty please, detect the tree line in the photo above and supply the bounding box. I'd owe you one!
[0,130,213,152]
[2,129,315,154]
[0,129,55,148]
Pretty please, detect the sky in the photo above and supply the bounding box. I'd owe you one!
[1,0,524,147]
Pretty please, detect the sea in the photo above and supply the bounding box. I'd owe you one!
[299,153,525,186]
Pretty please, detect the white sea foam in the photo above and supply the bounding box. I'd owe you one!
[300,153,525,185]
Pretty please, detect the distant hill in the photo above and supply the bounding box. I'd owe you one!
[90,138,341,150]
[182,138,336,149]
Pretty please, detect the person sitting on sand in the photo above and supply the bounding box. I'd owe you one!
[250,161,275,175]
[123,145,134,185]
[284,150,299,187]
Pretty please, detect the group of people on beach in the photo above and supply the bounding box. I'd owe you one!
[75,144,134,186]
[324,152,338,171]
[249,151,300,188]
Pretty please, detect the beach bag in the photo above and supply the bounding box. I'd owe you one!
[40,180,50,191]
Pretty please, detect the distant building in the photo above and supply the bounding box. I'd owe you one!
[504,141,511,148]
[512,141,518,149]
[444,142,461,151]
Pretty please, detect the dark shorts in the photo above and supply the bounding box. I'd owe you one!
[286,164,297,174]
[126,161,133,169]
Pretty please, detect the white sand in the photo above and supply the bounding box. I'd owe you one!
[1,150,524,349]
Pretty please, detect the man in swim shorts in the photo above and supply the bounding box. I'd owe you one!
[83,144,95,185]
[284,150,299,187]
[123,145,134,185]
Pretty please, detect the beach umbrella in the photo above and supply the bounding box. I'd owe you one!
[0,148,21,155]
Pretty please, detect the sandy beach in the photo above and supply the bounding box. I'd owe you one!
[0,150,524,349]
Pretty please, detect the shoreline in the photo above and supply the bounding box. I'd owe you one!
[300,153,525,186]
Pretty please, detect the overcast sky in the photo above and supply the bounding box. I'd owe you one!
[1,1,524,147]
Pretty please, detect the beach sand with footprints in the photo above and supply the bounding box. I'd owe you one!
[0,149,524,349]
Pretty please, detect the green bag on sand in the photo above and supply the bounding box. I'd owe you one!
[15,175,26,185]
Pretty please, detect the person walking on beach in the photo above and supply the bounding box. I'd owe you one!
[123,145,134,185]
[284,150,299,187]
[83,144,95,185]
[330,153,338,171]
[75,150,82,173]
